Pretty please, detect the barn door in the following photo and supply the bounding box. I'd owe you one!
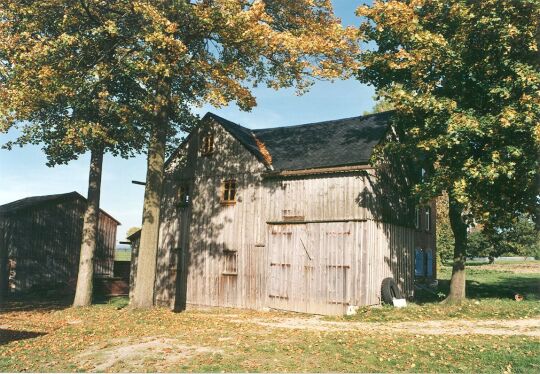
[267,224,310,313]
[267,222,353,314]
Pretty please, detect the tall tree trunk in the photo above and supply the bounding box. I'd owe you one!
[535,164,540,231]
[130,120,167,309]
[443,192,468,304]
[73,148,104,307]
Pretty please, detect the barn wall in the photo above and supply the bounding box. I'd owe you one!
[155,117,268,309]
[149,116,429,315]
[0,198,118,293]
[265,220,415,314]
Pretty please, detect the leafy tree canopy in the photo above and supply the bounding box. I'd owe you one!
[469,216,540,261]
[363,95,395,115]
[1,0,359,162]
[357,0,540,228]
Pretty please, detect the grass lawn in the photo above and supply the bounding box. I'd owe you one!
[0,261,539,372]
[337,262,540,323]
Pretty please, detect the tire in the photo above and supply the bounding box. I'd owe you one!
[381,277,403,304]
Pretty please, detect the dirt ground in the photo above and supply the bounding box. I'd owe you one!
[231,314,540,336]
[76,337,222,372]
[65,312,539,371]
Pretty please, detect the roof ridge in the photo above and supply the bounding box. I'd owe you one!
[253,110,394,132]
[205,112,252,132]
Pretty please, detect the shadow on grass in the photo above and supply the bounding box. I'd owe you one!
[415,272,540,304]
[0,329,46,345]
[0,294,73,313]
[1,293,129,313]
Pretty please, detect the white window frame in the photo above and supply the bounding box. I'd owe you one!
[425,206,431,232]
[415,206,421,229]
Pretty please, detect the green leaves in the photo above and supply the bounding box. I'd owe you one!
[358,0,540,228]
[0,0,360,163]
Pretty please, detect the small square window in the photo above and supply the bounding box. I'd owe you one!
[178,185,190,207]
[223,250,237,275]
[221,179,237,204]
[200,133,214,155]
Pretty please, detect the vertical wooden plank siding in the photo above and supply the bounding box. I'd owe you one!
[0,197,118,293]
[150,117,431,315]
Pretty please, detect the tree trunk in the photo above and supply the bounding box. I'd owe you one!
[73,148,104,307]
[130,122,167,309]
[443,193,468,304]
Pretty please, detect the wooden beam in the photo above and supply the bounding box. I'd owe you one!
[267,218,368,225]
[263,164,373,178]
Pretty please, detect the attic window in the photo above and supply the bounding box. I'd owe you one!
[221,179,236,204]
[200,133,214,155]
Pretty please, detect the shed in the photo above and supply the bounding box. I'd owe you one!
[0,192,120,294]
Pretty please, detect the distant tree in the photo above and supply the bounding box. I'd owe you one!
[357,0,540,303]
[469,216,540,263]
[363,95,395,115]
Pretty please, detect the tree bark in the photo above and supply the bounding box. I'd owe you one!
[443,192,468,304]
[130,120,167,309]
[73,147,104,307]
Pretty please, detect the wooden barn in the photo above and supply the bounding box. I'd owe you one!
[132,111,436,315]
[0,192,120,294]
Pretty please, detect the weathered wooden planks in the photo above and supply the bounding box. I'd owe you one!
[0,195,118,293]
[146,116,435,315]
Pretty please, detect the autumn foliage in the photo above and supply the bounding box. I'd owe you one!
[357,0,540,302]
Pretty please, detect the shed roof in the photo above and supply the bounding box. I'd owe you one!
[126,228,141,242]
[204,111,392,171]
[0,191,121,224]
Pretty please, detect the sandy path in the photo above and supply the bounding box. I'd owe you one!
[234,316,540,336]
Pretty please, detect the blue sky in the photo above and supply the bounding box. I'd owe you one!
[0,1,374,242]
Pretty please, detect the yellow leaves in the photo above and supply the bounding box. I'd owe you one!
[534,123,540,145]
[103,20,118,36]
[448,112,480,135]
[499,107,517,128]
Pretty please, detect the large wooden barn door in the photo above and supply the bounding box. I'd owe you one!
[267,222,353,315]
[267,224,304,312]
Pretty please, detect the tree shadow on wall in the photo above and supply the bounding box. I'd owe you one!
[355,146,423,297]
[150,119,282,311]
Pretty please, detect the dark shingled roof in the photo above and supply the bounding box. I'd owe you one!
[0,191,121,224]
[207,111,392,171]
